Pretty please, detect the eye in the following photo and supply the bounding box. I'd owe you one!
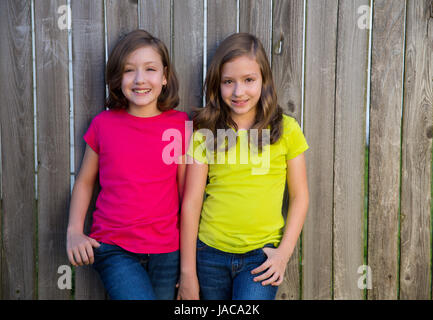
[124,68,134,73]
[245,78,254,83]
[223,79,233,84]
[146,68,156,72]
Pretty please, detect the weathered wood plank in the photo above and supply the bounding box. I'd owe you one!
[206,0,237,65]
[399,0,433,300]
[72,0,106,300]
[106,0,138,55]
[302,0,338,300]
[139,0,171,54]
[239,0,272,60]
[0,0,36,300]
[173,0,203,113]
[333,0,369,300]
[272,0,304,301]
[35,0,70,299]
[368,0,406,300]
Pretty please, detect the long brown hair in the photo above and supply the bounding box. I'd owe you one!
[105,29,179,111]
[193,32,283,151]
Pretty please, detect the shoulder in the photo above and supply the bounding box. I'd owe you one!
[164,109,189,121]
[92,109,120,122]
[282,114,299,129]
[281,114,301,136]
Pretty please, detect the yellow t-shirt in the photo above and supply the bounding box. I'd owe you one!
[187,114,309,253]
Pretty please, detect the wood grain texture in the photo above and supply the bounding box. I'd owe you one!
[0,0,36,300]
[272,0,304,300]
[173,0,203,114]
[399,0,433,300]
[302,0,338,300]
[106,0,138,55]
[368,0,406,300]
[333,0,369,300]
[239,0,272,60]
[72,0,106,300]
[35,0,70,299]
[206,0,237,65]
[139,0,171,54]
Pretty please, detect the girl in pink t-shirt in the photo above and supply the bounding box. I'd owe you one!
[66,30,189,300]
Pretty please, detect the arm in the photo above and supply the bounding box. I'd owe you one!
[66,144,101,266]
[177,156,208,300]
[252,152,309,285]
[177,155,186,202]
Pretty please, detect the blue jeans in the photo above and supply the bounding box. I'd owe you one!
[92,242,179,300]
[196,239,279,300]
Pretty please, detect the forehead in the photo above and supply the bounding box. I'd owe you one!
[221,55,261,77]
[124,45,163,65]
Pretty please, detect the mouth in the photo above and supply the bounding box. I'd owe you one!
[132,88,152,95]
[231,99,249,107]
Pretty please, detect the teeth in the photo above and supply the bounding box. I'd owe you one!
[134,89,151,94]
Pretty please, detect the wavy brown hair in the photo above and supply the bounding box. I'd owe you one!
[193,32,283,152]
[105,29,179,111]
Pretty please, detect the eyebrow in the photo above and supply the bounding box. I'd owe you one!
[222,73,259,78]
[124,61,160,66]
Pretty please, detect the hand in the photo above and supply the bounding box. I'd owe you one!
[177,272,200,300]
[67,231,100,267]
[251,247,291,286]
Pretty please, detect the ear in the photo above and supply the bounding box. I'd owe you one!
[163,67,168,86]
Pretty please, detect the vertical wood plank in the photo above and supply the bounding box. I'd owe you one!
[368,0,406,300]
[0,0,36,300]
[399,0,433,300]
[35,0,70,299]
[272,0,304,300]
[333,0,369,300]
[302,0,338,300]
[72,0,106,300]
[239,0,272,60]
[206,0,237,65]
[106,0,138,55]
[173,0,203,114]
[138,0,171,54]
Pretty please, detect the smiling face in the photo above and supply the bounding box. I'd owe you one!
[220,55,262,127]
[121,46,167,117]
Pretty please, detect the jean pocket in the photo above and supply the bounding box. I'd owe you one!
[261,243,276,258]
[93,242,103,252]
[196,239,208,251]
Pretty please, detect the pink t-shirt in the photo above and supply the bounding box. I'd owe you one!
[84,108,190,253]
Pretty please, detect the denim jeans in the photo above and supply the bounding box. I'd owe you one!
[196,239,279,300]
[92,242,179,300]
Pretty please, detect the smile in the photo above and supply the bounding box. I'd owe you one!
[232,99,249,106]
[132,88,151,95]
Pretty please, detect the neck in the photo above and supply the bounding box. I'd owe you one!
[231,111,257,130]
[127,104,161,118]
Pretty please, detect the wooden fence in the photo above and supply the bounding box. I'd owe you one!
[0,0,432,300]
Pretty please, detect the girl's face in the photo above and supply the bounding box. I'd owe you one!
[121,46,167,116]
[220,55,262,124]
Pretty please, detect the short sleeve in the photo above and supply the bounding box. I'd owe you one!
[83,116,100,154]
[182,113,192,156]
[186,131,209,164]
[283,116,309,160]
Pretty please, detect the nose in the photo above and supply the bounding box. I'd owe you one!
[233,82,245,97]
[134,68,145,84]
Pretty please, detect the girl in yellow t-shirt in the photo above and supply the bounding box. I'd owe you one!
[177,33,309,300]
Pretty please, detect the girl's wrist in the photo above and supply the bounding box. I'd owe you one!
[276,245,293,263]
[67,225,84,235]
